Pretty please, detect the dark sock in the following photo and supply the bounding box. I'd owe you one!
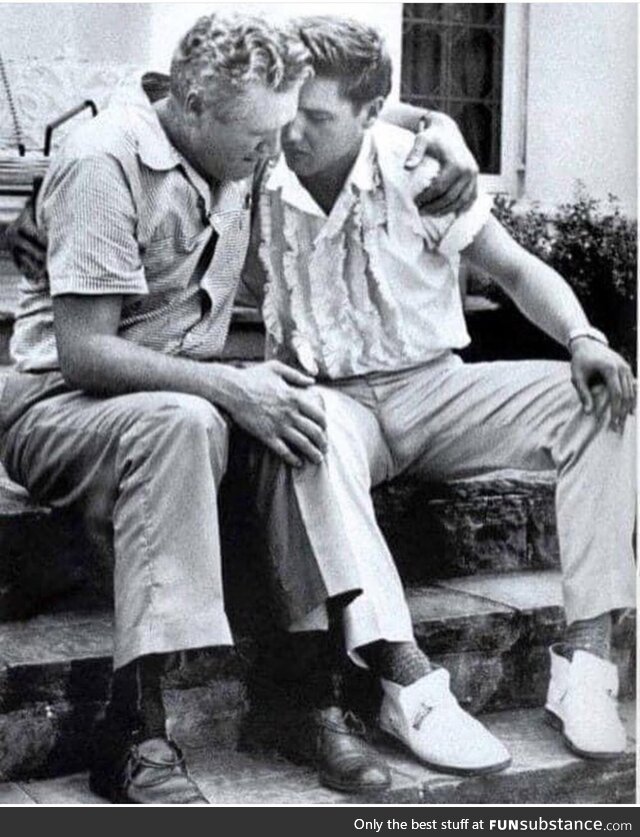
[108,655,167,740]
[287,630,342,709]
[359,640,433,686]
[564,613,612,660]
[286,596,355,711]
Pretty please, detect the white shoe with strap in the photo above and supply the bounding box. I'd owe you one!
[545,644,627,759]
[379,668,511,775]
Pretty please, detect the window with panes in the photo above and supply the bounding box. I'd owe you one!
[401,3,505,174]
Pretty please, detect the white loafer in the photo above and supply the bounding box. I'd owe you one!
[379,669,511,775]
[545,644,627,759]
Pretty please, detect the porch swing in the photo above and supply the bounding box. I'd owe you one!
[0,51,98,200]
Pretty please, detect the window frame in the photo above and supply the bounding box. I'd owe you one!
[480,3,528,196]
[398,3,528,196]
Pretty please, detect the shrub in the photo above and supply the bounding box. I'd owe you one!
[468,186,637,366]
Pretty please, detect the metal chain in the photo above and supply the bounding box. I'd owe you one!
[0,52,26,154]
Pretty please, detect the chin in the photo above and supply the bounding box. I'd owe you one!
[286,157,316,177]
[225,163,255,181]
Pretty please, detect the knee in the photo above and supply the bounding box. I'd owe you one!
[161,395,227,438]
[123,393,229,468]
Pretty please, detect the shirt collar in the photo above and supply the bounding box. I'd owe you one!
[114,77,182,173]
[348,130,376,192]
[265,130,377,218]
[116,76,249,218]
[265,155,326,217]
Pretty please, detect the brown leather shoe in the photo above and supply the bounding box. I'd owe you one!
[90,729,208,805]
[314,706,391,794]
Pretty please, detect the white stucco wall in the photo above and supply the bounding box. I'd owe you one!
[0,3,154,63]
[525,3,637,215]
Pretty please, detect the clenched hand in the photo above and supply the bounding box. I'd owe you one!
[404,112,479,217]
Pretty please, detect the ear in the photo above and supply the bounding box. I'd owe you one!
[183,91,204,120]
[360,96,385,129]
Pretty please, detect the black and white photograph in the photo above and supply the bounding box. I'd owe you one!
[0,1,636,809]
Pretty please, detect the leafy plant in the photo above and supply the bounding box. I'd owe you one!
[467,185,637,365]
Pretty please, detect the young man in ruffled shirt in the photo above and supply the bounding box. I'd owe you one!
[243,17,636,780]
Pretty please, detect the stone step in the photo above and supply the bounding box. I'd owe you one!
[0,460,559,620]
[374,469,558,583]
[0,570,634,780]
[2,702,635,804]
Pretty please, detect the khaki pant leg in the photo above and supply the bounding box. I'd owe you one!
[2,384,233,668]
[254,386,414,659]
[378,359,636,624]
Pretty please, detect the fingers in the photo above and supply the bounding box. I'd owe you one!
[571,371,594,415]
[418,163,458,205]
[281,425,325,465]
[403,133,430,170]
[276,396,328,465]
[619,367,636,417]
[418,169,477,216]
[6,224,47,278]
[269,438,303,469]
[606,365,635,432]
[295,391,327,431]
[18,228,46,250]
[597,366,632,433]
[292,411,327,454]
[270,360,316,388]
[443,176,477,215]
[15,235,47,276]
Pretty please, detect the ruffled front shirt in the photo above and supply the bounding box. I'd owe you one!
[255,122,492,379]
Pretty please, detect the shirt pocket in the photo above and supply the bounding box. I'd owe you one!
[142,228,208,289]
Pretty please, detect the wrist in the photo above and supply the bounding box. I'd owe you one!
[202,363,243,413]
[567,326,609,353]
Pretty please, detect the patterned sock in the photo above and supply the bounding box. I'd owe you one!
[359,640,433,686]
[564,613,612,660]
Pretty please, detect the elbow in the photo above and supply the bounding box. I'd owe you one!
[57,343,100,393]
[58,352,88,392]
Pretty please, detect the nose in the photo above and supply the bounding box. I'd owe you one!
[256,130,281,159]
[283,114,304,145]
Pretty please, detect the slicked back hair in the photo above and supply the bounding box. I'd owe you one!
[293,16,392,110]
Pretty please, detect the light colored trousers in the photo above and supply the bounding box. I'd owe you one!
[256,354,636,660]
[1,371,235,669]
[1,355,635,669]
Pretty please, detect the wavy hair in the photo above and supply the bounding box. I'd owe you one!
[170,13,311,120]
[293,16,392,109]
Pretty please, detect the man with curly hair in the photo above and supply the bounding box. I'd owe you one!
[1,12,481,803]
[1,13,318,805]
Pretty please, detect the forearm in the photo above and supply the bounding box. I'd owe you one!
[497,253,590,347]
[59,333,241,412]
[466,216,591,349]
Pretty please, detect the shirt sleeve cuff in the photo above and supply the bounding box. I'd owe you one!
[439,192,494,258]
[50,271,149,296]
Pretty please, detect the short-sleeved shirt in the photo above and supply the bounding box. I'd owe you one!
[10,81,252,372]
[253,121,492,379]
